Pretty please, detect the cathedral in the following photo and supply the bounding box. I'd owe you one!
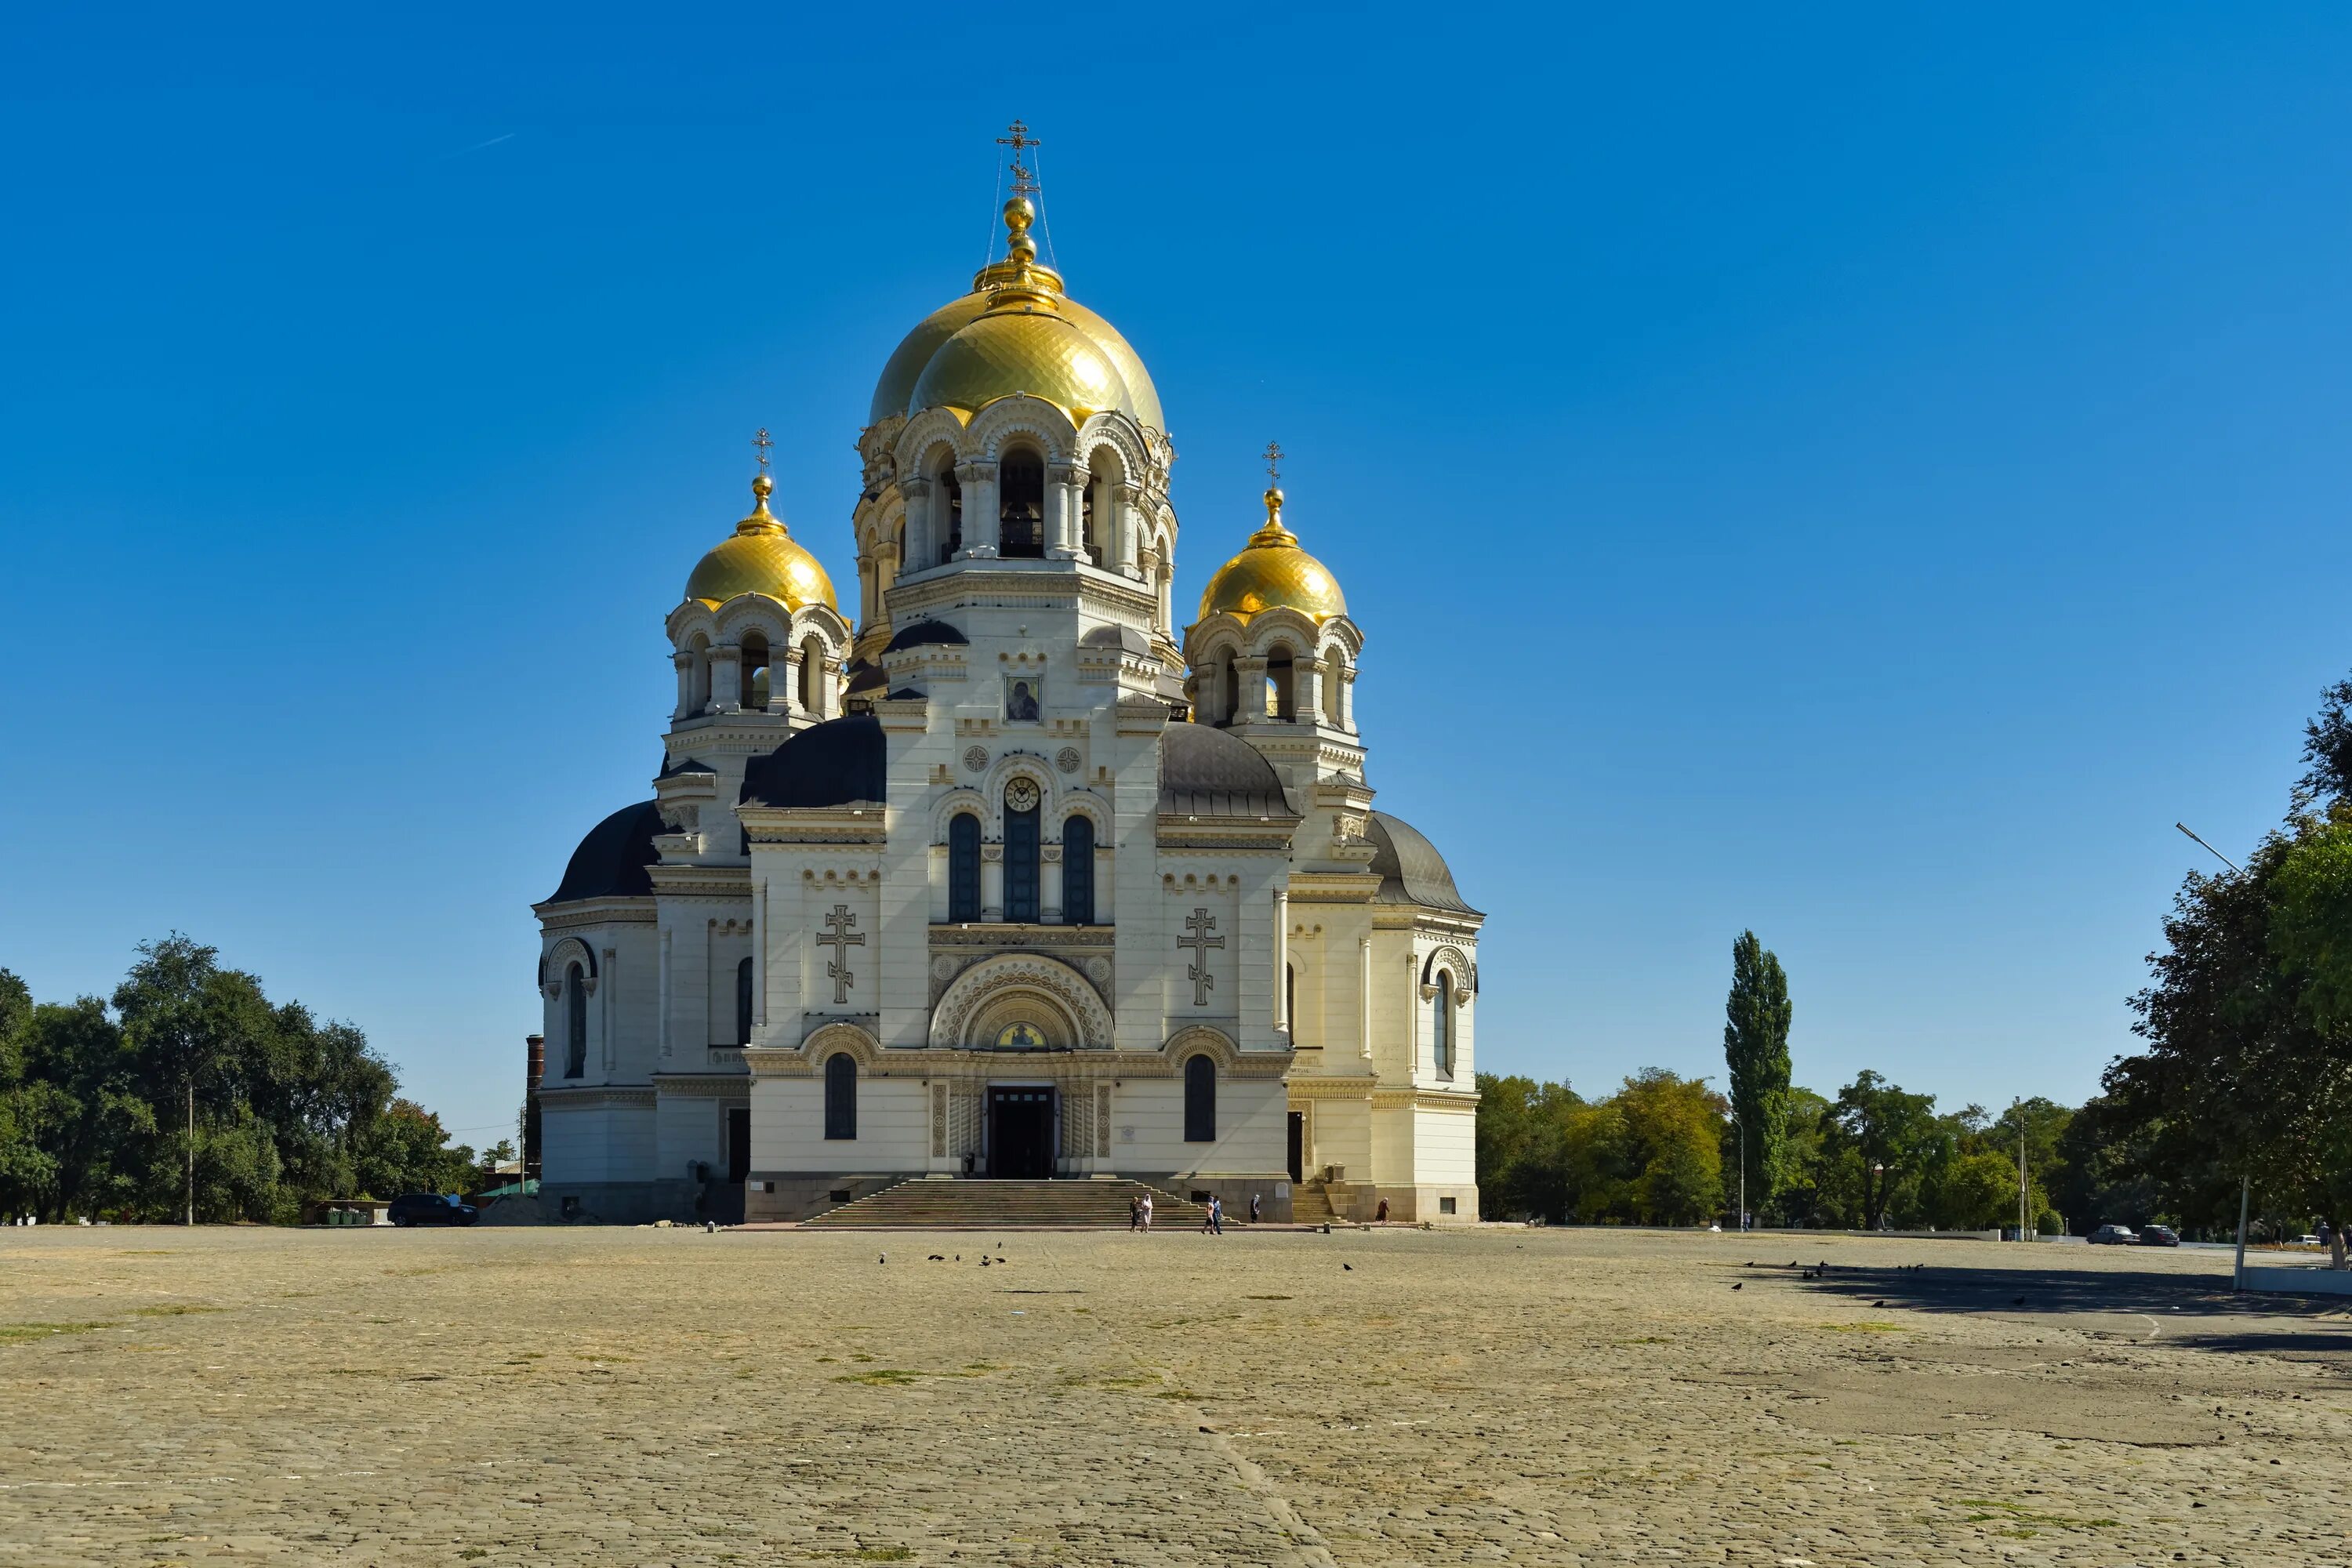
[532,148,1483,1225]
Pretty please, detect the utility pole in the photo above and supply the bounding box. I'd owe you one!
[1737,1113,1746,1232]
[184,1079,194,1228]
[2016,1098,2028,1240]
[2233,1174,2251,1292]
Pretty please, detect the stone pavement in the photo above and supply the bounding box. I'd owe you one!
[2,1225,2347,1565]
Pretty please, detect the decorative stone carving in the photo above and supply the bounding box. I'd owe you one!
[963,744,989,773]
[927,953,1116,1050]
[1055,746,1081,774]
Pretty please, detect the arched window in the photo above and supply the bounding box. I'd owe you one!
[1266,647,1295,721]
[563,964,586,1078]
[824,1052,857,1140]
[1184,1054,1217,1143]
[948,812,982,922]
[1219,659,1239,728]
[1080,475,1101,563]
[1000,451,1044,558]
[1433,973,1455,1079]
[1004,786,1041,923]
[798,635,823,715]
[735,956,754,1047]
[1062,814,1095,925]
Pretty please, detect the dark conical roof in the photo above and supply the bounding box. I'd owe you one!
[1158,724,1296,818]
[740,713,888,809]
[1364,811,1479,915]
[546,800,664,902]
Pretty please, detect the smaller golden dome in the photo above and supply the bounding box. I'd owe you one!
[684,473,838,612]
[1198,486,1348,624]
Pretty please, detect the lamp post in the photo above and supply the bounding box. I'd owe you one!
[1871,1163,1887,1231]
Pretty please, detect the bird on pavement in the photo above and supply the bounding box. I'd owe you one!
[1732,1283,1742,1291]
[1343,1263,1353,1271]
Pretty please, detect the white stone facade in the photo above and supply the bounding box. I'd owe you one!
[532,183,1483,1224]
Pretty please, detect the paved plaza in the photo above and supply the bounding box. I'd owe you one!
[2,1224,2347,1566]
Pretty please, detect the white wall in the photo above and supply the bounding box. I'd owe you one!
[750,1075,928,1174]
[541,1102,656,1183]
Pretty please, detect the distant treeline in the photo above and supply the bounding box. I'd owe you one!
[1480,670,2352,1243]
[0,937,492,1223]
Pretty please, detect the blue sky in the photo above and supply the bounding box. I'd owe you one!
[5,6,2350,1143]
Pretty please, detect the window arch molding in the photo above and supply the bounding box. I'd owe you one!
[1160,1024,1240,1073]
[1054,796,1110,837]
[541,937,598,995]
[927,787,994,842]
[797,1020,880,1064]
[1420,945,1478,996]
[965,395,1080,467]
[978,754,1058,822]
[1243,607,1322,659]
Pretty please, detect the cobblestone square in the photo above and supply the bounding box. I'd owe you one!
[2,1225,2347,1565]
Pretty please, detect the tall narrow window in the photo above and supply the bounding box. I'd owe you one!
[1184,1054,1217,1143]
[1219,660,1238,728]
[1267,648,1295,720]
[1081,476,1101,564]
[735,956,754,1047]
[741,633,771,713]
[824,1053,857,1140]
[1062,814,1095,925]
[1434,974,1455,1078]
[948,812,982,922]
[1004,786,1041,922]
[564,964,586,1078]
[1000,452,1044,557]
[1286,964,1298,1039]
[940,464,963,562]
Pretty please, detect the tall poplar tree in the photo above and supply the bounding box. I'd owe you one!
[1722,930,1794,1218]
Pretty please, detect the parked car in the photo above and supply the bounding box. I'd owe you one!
[2136,1225,2180,1247]
[2293,1233,2323,1247]
[2088,1223,2137,1245]
[387,1192,478,1228]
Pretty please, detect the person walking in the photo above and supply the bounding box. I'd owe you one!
[1248,1192,1261,1225]
[1203,1195,1223,1236]
[1139,1192,1153,1232]
[1127,1194,1142,1232]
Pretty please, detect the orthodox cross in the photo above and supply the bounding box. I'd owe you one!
[1263,440,1283,486]
[752,427,772,472]
[1178,907,1224,1007]
[817,904,864,1004]
[997,119,1041,196]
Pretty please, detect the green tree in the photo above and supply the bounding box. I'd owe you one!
[2270,818,2352,1037]
[1824,1070,1937,1229]
[1722,931,1794,1221]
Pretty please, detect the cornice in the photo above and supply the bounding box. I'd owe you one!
[532,897,657,927]
[537,1085,657,1108]
[742,1043,1294,1080]
[1371,1087,1483,1112]
[650,865,755,896]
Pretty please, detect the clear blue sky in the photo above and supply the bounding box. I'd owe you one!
[5,6,2349,1145]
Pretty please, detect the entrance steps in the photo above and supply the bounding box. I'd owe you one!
[800,1178,1217,1230]
[1290,1181,1336,1225]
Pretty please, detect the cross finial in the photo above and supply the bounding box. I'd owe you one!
[1263,440,1284,487]
[997,118,1042,196]
[752,427,772,473]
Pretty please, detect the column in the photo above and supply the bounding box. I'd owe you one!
[1043,851,1064,923]
[1112,483,1140,578]
[1357,934,1372,1062]
[901,480,932,572]
[1046,463,1082,560]
[1296,656,1323,726]
[960,463,999,557]
[659,927,673,1058]
[1274,891,1289,1031]
[1405,950,1420,1077]
[672,651,695,719]
[1235,656,1269,724]
[753,878,768,1032]
[710,646,743,713]
[982,853,1004,923]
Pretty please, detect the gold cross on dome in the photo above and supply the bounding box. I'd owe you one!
[1263,441,1283,486]
[997,118,1041,195]
[752,428,772,472]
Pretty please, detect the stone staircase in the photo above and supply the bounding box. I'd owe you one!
[1290,1181,1336,1225]
[799,1178,1218,1230]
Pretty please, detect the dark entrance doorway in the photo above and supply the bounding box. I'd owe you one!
[1287,1112,1305,1183]
[988,1087,1056,1178]
[727,1106,751,1183]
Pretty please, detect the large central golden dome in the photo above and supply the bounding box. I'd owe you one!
[868,196,1163,431]
[684,474,837,612]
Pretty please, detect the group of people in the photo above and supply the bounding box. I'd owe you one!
[1124,1192,1265,1233]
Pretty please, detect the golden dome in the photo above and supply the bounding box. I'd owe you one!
[684,474,837,612]
[868,195,1163,430]
[1198,487,1348,624]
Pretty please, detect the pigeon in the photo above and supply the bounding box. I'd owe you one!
[1790,1261,1799,1269]
[1745,1261,1755,1268]
[1732,1283,1743,1291]
[879,1254,887,1265]
[928,1254,945,1262]
[1871,1300,1885,1308]
[1343,1263,1353,1271]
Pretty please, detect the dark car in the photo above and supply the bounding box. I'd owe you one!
[2136,1225,2181,1247]
[2088,1223,2137,1245]
[388,1192,478,1228]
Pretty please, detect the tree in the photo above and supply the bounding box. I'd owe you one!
[1722,931,1794,1222]
[2271,818,2352,1037]
[1824,1070,1937,1230]
[1473,1073,1582,1221]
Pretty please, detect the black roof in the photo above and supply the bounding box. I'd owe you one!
[1158,724,1296,818]
[740,713,887,808]
[547,800,663,902]
[884,619,970,652]
[657,756,714,778]
[1365,811,1480,915]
